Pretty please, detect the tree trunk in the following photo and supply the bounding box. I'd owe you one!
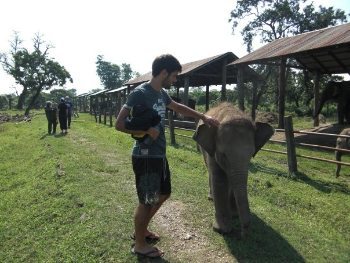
[25,87,42,116]
[17,86,28,110]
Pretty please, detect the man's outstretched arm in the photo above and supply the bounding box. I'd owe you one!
[167,100,219,127]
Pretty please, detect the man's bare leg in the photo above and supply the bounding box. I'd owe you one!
[133,194,169,252]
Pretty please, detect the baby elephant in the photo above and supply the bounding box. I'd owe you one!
[335,128,350,177]
[193,103,274,239]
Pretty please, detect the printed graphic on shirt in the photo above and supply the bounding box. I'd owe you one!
[153,98,166,120]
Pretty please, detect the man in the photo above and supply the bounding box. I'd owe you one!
[65,96,73,128]
[58,97,68,134]
[115,54,219,258]
[44,101,58,135]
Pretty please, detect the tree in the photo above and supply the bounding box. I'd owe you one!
[49,88,77,104]
[96,55,122,89]
[96,55,138,90]
[0,33,73,114]
[229,0,348,52]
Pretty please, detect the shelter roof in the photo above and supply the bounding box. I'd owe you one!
[76,92,93,97]
[89,90,106,97]
[232,23,350,74]
[105,86,128,94]
[125,52,259,88]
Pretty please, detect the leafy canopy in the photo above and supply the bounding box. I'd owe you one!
[0,32,73,114]
[229,0,348,52]
[96,55,137,90]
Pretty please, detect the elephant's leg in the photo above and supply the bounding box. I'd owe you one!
[208,157,232,234]
[229,188,238,218]
[208,171,213,200]
[202,152,213,200]
[337,104,345,125]
[335,150,342,177]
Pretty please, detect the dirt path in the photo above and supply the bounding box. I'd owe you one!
[68,127,237,262]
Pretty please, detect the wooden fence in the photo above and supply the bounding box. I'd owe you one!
[165,112,350,175]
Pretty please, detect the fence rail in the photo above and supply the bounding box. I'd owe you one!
[165,111,350,175]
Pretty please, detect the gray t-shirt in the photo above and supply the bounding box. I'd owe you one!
[124,83,172,157]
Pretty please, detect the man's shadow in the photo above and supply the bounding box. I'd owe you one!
[40,133,66,140]
[223,214,305,262]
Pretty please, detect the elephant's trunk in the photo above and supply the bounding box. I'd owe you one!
[230,170,251,239]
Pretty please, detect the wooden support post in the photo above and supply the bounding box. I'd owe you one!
[103,97,106,125]
[116,92,121,117]
[221,58,227,101]
[251,81,258,120]
[237,66,245,111]
[313,71,320,127]
[278,58,287,129]
[168,110,176,145]
[284,116,298,174]
[205,84,210,112]
[183,76,190,106]
[109,95,113,127]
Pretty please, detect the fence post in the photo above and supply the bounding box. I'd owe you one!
[168,110,176,145]
[284,116,298,174]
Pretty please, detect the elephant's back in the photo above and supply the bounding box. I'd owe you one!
[207,102,254,129]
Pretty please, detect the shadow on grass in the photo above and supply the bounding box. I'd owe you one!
[224,214,305,262]
[249,162,350,195]
[295,171,350,195]
[249,162,288,178]
[40,132,69,139]
[134,255,170,263]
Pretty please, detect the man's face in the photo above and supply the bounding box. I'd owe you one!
[162,70,179,89]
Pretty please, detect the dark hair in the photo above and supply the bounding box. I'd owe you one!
[152,54,182,77]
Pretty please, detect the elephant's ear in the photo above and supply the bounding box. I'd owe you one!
[193,123,217,157]
[253,122,274,157]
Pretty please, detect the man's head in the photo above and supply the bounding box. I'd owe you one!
[152,54,182,89]
[65,96,70,101]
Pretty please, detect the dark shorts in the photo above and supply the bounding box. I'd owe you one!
[132,156,171,205]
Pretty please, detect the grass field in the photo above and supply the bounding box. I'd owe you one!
[0,111,349,262]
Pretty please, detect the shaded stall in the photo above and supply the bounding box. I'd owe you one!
[89,90,107,123]
[105,86,129,126]
[75,92,91,113]
[125,52,261,113]
[232,23,350,128]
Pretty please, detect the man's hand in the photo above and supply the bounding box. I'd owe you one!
[147,127,160,140]
[202,114,220,127]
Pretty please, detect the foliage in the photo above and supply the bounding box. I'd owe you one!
[229,0,348,52]
[0,96,9,110]
[48,88,77,104]
[95,55,137,90]
[0,32,73,114]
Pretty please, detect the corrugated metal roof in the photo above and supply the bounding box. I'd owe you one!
[89,90,107,96]
[233,23,350,74]
[124,52,256,87]
[105,86,128,94]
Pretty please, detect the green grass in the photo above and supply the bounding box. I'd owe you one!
[0,111,349,262]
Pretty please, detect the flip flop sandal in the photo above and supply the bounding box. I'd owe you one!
[131,246,164,258]
[130,233,160,242]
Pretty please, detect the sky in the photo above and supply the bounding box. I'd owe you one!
[0,0,349,96]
